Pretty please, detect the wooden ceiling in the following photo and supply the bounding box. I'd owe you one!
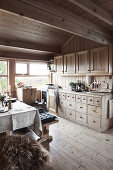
[0,0,113,61]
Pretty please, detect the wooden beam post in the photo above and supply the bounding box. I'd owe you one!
[68,0,113,25]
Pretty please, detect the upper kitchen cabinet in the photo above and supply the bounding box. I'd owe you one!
[76,50,89,74]
[90,46,109,74]
[64,53,76,74]
[54,56,63,73]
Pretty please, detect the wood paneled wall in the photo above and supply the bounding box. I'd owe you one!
[53,35,112,88]
[53,74,112,88]
[62,35,103,54]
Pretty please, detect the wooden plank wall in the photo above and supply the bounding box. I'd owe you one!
[53,74,111,88]
[62,35,103,54]
[53,35,112,88]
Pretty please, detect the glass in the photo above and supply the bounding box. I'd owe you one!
[0,77,7,92]
[29,63,49,75]
[16,63,27,74]
[0,61,7,75]
[15,76,49,89]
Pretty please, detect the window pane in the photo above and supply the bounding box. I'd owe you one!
[16,63,27,74]
[15,76,49,89]
[0,77,7,92]
[0,61,7,75]
[29,63,49,75]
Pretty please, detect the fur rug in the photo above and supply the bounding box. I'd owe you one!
[0,135,52,170]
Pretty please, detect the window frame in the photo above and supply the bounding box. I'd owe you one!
[15,61,49,77]
[15,62,29,76]
[0,59,9,92]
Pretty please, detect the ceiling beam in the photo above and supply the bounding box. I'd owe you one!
[0,38,61,54]
[68,0,113,25]
[0,0,113,45]
[0,50,53,61]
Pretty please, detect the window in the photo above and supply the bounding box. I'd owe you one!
[0,61,8,92]
[16,63,28,75]
[15,76,49,89]
[15,62,50,89]
[29,63,49,75]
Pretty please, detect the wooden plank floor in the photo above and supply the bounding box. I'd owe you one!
[42,117,113,170]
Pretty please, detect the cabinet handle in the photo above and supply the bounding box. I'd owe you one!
[83,99,86,100]
[97,101,100,102]
[70,104,72,106]
[70,113,72,116]
[93,110,97,113]
[78,98,80,99]
[80,116,83,119]
[93,120,96,123]
[88,69,90,71]
[90,100,92,101]
[80,107,83,109]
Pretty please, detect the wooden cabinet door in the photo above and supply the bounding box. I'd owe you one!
[76,50,89,74]
[54,56,63,73]
[64,53,75,74]
[90,46,109,73]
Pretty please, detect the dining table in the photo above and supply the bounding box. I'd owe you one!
[0,100,42,137]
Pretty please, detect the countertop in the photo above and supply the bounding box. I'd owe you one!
[58,89,112,97]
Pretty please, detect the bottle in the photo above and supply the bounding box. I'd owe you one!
[8,101,12,109]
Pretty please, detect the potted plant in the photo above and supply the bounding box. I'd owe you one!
[68,82,75,91]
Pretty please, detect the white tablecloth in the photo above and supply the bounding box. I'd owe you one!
[0,101,42,137]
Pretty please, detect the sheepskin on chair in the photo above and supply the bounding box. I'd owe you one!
[0,135,51,170]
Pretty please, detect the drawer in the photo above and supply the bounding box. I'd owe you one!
[88,96,94,105]
[71,94,76,101]
[94,97,102,106]
[65,101,75,111]
[66,93,71,100]
[65,109,76,121]
[82,96,87,104]
[76,95,81,102]
[76,112,87,123]
[76,103,87,113]
[88,115,101,129]
[59,93,66,100]
[88,105,101,117]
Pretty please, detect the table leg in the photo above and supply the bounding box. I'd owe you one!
[40,124,53,142]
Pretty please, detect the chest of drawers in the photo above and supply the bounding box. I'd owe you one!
[58,91,112,132]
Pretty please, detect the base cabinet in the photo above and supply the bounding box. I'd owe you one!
[17,87,36,105]
[58,91,113,132]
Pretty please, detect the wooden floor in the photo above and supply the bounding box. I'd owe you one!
[42,117,113,170]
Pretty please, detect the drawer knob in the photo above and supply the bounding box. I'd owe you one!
[70,113,72,115]
[93,120,96,123]
[97,101,100,102]
[90,100,92,101]
[83,99,86,100]
[93,110,97,113]
[70,104,72,106]
[80,107,83,109]
[78,98,80,99]
[80,116,83,119]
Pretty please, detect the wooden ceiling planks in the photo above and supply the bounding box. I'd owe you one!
[0,45,54,61]
[0,0,112,45]
[0,0,113,61]
[50,0,113,34]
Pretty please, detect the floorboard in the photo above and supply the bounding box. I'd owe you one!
[42,117,113,170]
